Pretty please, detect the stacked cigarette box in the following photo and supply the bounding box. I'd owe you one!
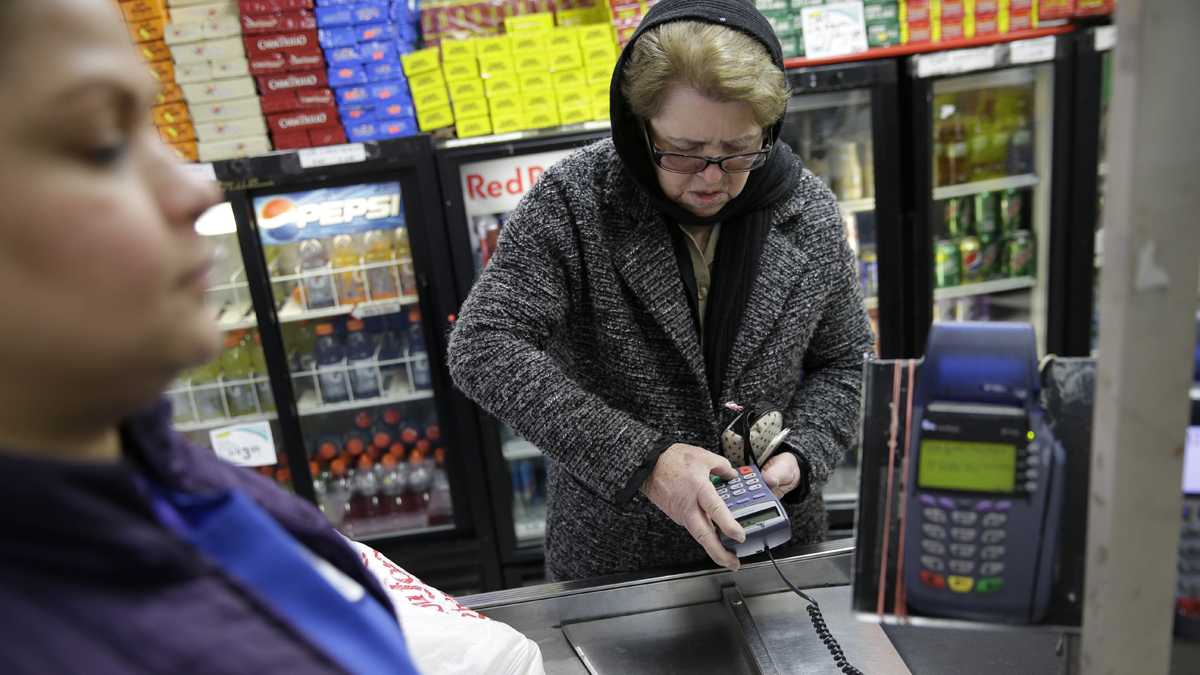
[901,1,1039,44]
[316,0,422,144]
[116,0,201,161]
[164,0,271,162]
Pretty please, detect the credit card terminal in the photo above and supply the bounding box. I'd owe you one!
[716,465,792,558]
[903,322,1066,623]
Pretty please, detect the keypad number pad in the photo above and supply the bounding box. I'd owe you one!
[918,493,1011,597]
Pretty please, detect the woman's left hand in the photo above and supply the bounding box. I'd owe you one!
[760,452,802,499]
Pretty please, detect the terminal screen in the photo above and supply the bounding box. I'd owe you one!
[737,506,782,529]
[918,439,1017,493]
[1184,427,1200,494]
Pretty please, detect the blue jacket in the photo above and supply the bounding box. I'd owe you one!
[0,401,399,673]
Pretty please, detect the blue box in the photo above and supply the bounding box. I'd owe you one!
[325,45,364,65]
[314,6,354,26]
[339,104,375,124]
[366,60,404,82]
[358,40,400,64]
[318,27,357,49]
[328,64,368,87]
[345,120,381,143]
[369,79,410,105]
[316,0,359,5]
[353,3,390,24]
[376,117,418,139]
[398,26,418,44]
[335,84,371,106]
[355,22,398,43]
[375,100,415,121]
[390,2,414,23]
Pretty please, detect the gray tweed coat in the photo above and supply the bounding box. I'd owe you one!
[447,139,873,581]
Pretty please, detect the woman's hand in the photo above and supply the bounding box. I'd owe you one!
[641,443,745,571]
[760,452,802,499]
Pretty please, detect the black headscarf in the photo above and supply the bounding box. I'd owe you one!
[610,0,800,408]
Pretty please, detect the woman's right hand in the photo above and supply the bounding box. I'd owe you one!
[640,443,746,571]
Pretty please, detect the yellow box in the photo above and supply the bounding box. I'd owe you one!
[588,80,610,101]
[586,59,616,85]
[484,75,520,97]
[510,32,547,53]
[449,78,486,101]
[577,24,614,46]
[417,103,454,131]
[488,93,523,117]
[491,109,525,135]
[402,47,441,77]
[475,35,512,59]
[409,71,447,96]
[413,86,451,111]
[547,28,580,51]
[549,47,584,72]
[442,39,477,62]
[453,95,489,120]
[555,8,597,28]
[479,54,515,78]
[555,84,589,108]
[505,12,555,33]
[456,115,492,139]
[521,88,557,111]
[582,41,616,64]
[553,68,586,90]
[592,98,610,121]
[520,71,555,92]
[524,107,560,130]
[513,51,550,72]
[558,102,592,126]
[442,58,480,82]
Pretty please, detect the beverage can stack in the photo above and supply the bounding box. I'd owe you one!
[902,1,1040,45]
[314,1,423,144]
[161,1,271,162]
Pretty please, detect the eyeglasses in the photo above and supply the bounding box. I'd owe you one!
[642,121,771,175]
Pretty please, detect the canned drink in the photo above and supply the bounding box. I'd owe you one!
[1000,189,1025,237]
[974,192,999,238]
[934,239,961,288]
[959,235,985,284]
[978,235,1003,280]
[1007,231,1036,277]
[858,248,878,299]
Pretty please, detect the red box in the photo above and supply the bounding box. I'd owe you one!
[240,0,314,14]
[268,106,338,134]
[1009,0,1035,10]
[939,0,966,19]
[244,31,319,59]
[309,126,347,146]
[296,88,335,108]
[262,87,336,114]
[1007,8,1035,32]
[271,129,310,149]
[241,11,317,35]
[906,19,932,44]
[1074,0,1113,16]
[974,13,999,37]
[248,48,324,75]
[904,0,932,22]
[940,16,966,40]
[257,69,327,94]
[974,0,999,12]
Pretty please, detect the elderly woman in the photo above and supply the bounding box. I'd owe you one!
[449,0,874,581]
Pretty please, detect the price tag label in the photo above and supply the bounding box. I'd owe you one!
[351,298,406,319]
[180,162,216,182]
[210,420,277,467]
[1009,36,1057,65]
[298,143,367,169]
[914,46,999,78]
[1094,26,1117,52]
[800,2,869,60]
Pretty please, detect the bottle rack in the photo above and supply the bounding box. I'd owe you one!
[293,345,435,416]
[271,256,420,323]
[167,375,277,432]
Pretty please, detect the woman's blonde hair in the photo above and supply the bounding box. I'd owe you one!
[621,21,790,128]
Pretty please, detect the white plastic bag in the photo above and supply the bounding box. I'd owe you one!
[348,540,545,675]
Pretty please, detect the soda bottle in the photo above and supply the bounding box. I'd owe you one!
[345,430,368,459]
[407,308,432,390]
[371,421,394,453]
[220,332,259,417]
[428,447,453,526]
[398,422,421,451]
[974,192,1002,280]
[346,319,381,399]
[331,234,366,305]
[393,227,417,293]
[362,229,399,301]
[424,423,441,444]
[936,109,969,186]
[316,435,340,464]
[349,454,381,520]
[377,453,401,516]
[313,322,349,404]
[354,409,374,431]
[320,458,351,527]
[404,450,432,528]
[1005,97,1034,175]
[249,331,276,412]
[299,239,335,309]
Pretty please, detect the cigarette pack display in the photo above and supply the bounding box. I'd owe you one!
[272,129,310,149]
[449,78,485,101]
[549,48,583,73]
[352,3,389,24]
[377,117,418,139]
[202,15,245,39]
[479,54,515,79]
[174,61,212,84]
[367,61,405,82]
[345,120,381,142]
[368,80,410,104]
[257,69,328,93]
[408,71,445,95]
[328,64,368,87]
[974,13,999,37]
[239,0,313,14]
[153,102,191,126]
[488,93,522,118]
[340,105,375,124]
[120,0,166,24]
[335,84,371,106]
[513,52,549,73]
[244,30,319,58]
[158,121,197,144]
[171,2,239,25]
[240,11,317,35]
[183,76,257,103]
[171,37,245,64]
[157,81,185,105]
[452,96,488,120]
[976,0,1000,12]
[168,141,199,162]
[518,71,553,93]
[355,23,398,43]
[1004,8,1036,32]
[555,84,588,109]
[400,47,440,77]
[359,40,400,64]
[441,39,476,62]
[413,87,450,112]
[416,103,453,132]
[194,114,268,142]
[248,48,324,75]
[128,17,167,43]
[163,21,206,45]
[326,45,364,65]
[267,105,338,134]
[521,88,556,113]
[147,59,177,85]
[376,100,415,121]
[581,41,615,65]
[940,16,966,40]
[190,95,263,122]
[484,75,519,98]
[318,27,358,49]
[552,68,586,90]
[135,39,173,63]
[197,135,271,162]
[940,0,966,19]
[212,56,251,79]
[559,101,591,126]
[309,125,348,146]
[455,115,491,139]
[492,108,523,135]
[314,5,355,27]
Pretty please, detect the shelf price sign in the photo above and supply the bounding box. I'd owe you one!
[210,420,277,467]
[800,2,869,60]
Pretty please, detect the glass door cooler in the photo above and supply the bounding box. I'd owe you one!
[905,34,1076,356]
[216,137,501,591]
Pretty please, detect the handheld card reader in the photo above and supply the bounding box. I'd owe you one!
[715,464,792,558]
[904,322,1066,623]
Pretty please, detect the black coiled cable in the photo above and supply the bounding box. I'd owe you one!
[766,545,864,675]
